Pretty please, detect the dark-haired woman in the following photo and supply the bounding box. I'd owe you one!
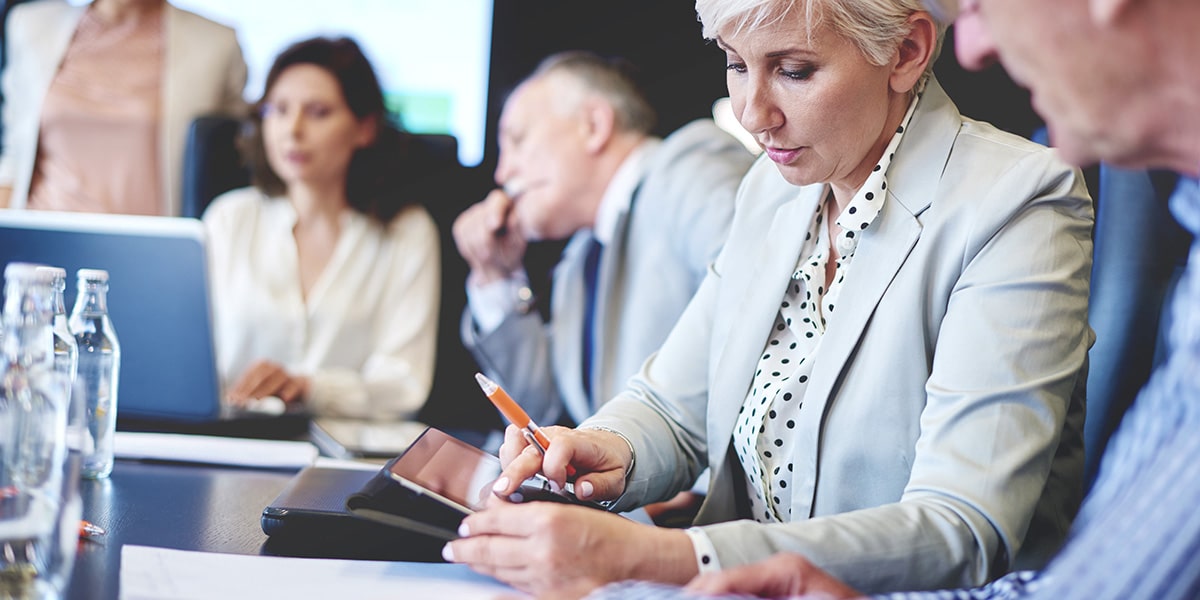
[203,37,440,421]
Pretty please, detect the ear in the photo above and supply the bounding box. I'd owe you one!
[579,99,617,155]
[355,114,380,148]
[889,11,938,95]
[1089,0,1132,25]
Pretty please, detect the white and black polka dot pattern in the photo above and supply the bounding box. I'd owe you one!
[731,92,922,524]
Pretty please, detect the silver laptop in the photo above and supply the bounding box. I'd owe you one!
[0,209,226,422]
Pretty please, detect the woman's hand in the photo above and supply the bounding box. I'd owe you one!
[684,553,864,599]
[494,425,633,502]
[444,502,694,596]
[226,359,309,406]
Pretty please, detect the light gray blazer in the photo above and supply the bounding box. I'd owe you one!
[463,120,754,426]
[585,80,1093,593]
[0,0,247,216]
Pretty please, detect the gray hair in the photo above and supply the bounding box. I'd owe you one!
[523,51,657,135]
[695,0,947,88]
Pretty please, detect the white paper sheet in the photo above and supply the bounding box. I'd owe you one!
[119,545,528,600]
[113,432,318,470]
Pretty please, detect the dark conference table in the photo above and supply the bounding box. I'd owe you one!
[67,419,488,600]
[70,461,294,600]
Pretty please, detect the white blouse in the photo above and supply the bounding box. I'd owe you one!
[203,188,441,421]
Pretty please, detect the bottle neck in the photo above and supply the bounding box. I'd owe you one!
[53,287,67,317]
[72,285,109,317]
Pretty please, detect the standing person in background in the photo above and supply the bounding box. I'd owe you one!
[203,36,440,422]
[0,0,247,215]
[444,0,1093,596]
[454,50,753,431]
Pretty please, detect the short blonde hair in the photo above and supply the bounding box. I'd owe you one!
[695,0,946,87]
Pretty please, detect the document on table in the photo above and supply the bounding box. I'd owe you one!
[120,545,529,600]
[113,432,318,470]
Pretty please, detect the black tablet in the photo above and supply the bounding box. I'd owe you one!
[346,427,603,540]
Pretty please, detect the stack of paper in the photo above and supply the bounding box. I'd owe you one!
[114,432,319,470]
[120,545,528,599]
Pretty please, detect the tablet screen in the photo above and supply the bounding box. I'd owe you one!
[386,428,501,513]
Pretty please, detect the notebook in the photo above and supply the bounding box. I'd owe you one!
[0,209,231,422]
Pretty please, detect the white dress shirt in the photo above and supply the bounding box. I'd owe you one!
[203,188,441,421]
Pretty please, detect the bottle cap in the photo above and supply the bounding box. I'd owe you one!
[34,265,67,289]
[76,268,110,283]
[5,262,56,284]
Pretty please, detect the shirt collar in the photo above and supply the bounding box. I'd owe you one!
[592,138,661,246]
[831,90,923,254]
[266,194,362,234]
[1169,177,1200,236]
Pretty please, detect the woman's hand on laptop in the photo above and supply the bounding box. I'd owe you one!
[226,359,309,408]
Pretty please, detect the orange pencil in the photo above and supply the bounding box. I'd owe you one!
[475,372,576,478]
[79,520,105,539]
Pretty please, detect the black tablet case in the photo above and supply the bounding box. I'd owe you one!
[260,466,445,562]
[344,458,469,541]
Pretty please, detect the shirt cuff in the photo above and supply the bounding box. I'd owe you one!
[684,527,722,574]
[466,270,533,334]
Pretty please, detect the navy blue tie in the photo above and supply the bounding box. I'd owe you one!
[582,237,603,396]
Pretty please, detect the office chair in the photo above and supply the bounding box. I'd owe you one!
[180,115,463,219]
[1083,166,1189,489]
[1030,127,1191,490]
[181,116,249,219]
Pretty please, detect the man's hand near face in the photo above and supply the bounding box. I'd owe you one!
[453,188,529,285]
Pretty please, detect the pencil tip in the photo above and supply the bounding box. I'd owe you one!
[474,372,496,394]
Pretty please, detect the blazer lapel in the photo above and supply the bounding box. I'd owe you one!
[707,185,824,480]
[550,231,594,421]
[590,209,632,403]
[791,78,962,517]
[161,5,186,215]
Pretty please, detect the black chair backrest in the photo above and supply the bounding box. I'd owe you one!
[182,116,250,219]
[181,115,463,219]
[1031,126,1191,490]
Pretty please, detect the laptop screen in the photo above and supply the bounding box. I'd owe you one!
[0,209,222,422]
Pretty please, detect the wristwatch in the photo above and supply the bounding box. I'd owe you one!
[515,284,536,314]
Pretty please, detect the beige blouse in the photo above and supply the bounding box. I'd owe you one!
[27,5,163,215]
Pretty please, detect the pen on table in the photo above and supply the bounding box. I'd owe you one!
[79,520,105,539]
[474,372,576,478]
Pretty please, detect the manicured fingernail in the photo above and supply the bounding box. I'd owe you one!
[508,492,525,503]
[441,544,455,562]
[579,481,594,498]
[492,477,510,493]
[458,522,470,537]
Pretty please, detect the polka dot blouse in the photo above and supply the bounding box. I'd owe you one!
[731,93,922,523]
